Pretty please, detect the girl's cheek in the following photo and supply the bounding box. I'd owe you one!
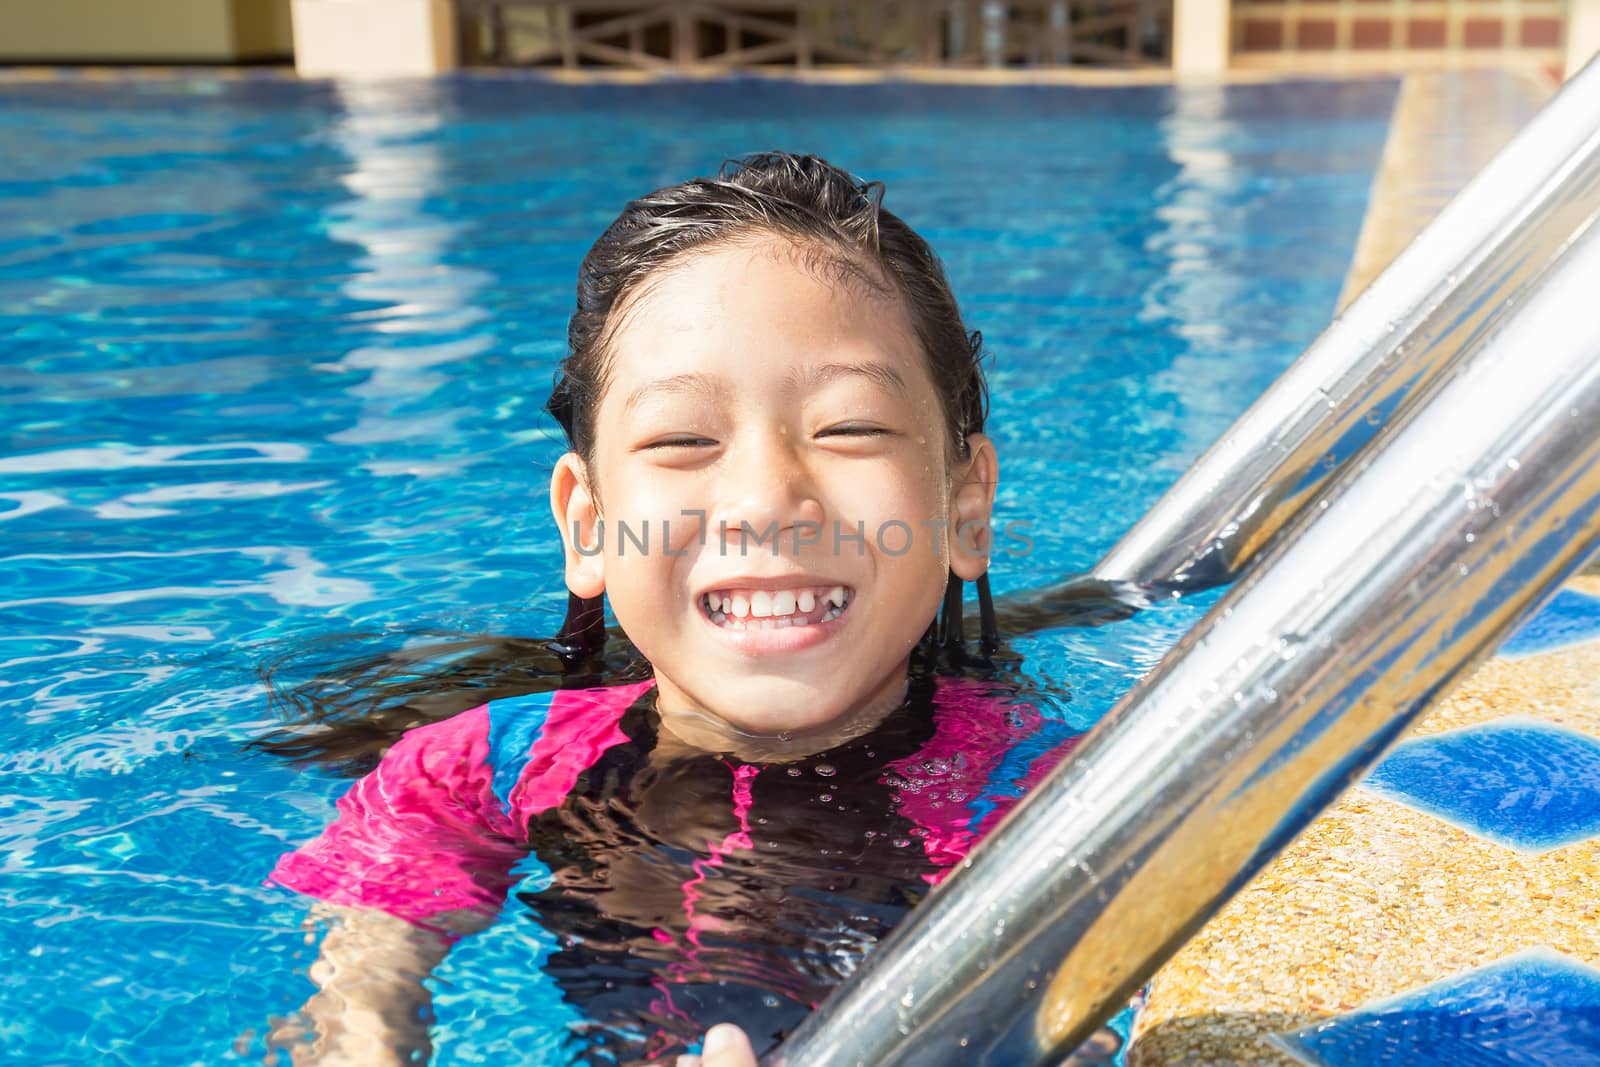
[606,465,697,516]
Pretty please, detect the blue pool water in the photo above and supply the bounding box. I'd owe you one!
[0,74,1398,1063]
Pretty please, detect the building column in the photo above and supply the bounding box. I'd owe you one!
[1172,0,1231,78]
[291,0,457,78]
[1569,0,1600,79]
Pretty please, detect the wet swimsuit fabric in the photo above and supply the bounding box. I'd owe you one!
[269,675,1081,1060]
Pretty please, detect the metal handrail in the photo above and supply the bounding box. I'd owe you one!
[1092,56,1600,594]
[769,61,1600,1067]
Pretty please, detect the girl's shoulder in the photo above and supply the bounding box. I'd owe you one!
[482,678,657,818]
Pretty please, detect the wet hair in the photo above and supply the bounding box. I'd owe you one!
[251,151,997,774]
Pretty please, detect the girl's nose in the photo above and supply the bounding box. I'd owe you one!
[715,430,826,553]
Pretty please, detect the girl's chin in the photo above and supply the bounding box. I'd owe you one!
[705,689,904,757]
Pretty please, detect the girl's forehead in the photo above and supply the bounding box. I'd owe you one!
[602,240,926,391]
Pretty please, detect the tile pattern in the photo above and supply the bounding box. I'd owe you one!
[1126,71,1600,1066]
[1502,589,1600,657]
[1131,604,1600,1065]
[1363,717,1600,853]
[1276,949,1600,1067]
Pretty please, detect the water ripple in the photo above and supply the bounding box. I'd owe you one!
[0,73,1400,1065]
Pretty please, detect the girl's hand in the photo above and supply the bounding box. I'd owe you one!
[664,1020,1118,1066]
[673,1023,757,1067]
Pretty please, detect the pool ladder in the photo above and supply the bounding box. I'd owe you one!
[767,55,1600,1067]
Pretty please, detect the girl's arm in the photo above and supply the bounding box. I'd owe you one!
[269,903,480,1065]
[265,706,526,1062]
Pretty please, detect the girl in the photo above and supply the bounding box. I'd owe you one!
[258,151,1094,1066]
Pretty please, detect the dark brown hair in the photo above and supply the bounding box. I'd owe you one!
[251,151,996,774]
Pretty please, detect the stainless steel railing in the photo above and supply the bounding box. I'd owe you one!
[1093,56,1600,594]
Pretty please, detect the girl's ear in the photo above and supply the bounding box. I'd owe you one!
[949,432,998,582]
[550,452,606,599]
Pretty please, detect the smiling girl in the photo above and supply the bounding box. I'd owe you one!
[259,152,1092,1066]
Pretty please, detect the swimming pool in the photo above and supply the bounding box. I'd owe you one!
[0,73,1398,1064]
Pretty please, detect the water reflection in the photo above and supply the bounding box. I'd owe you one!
[320,83,494,459]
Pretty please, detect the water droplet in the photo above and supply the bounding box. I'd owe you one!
[787,767,802,777]
[815,763,836,777]
[900,989,916,1007]
[893,837,911,848]
[763,994,782,1008]
[819,793,833,803]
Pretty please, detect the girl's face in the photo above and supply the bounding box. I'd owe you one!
[551,236,996,756]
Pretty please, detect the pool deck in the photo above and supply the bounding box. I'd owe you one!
[1130,68,1600,1067]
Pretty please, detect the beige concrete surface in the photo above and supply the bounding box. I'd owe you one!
[0,0,291,62]
[290,0,456,78]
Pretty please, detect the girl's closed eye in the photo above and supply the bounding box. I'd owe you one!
[639,435,719,451]
[818,424,894,437]
[816,423,901,451]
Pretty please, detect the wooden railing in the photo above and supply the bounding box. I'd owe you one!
[454,1,1169,70]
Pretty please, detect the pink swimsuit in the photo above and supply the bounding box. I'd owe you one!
[270,673,1081,1060]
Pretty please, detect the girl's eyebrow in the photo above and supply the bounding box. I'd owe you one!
[784,361,909,397]
[623,373,726,413]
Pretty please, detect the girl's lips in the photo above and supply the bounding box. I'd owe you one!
[696,585,853,655]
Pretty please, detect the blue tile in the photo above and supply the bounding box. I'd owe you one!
[1363,718,1600,852]
[1501,589,1600,658]
[1275,949,1600,1067]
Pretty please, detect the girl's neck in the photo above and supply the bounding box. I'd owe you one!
[650,672,913,764]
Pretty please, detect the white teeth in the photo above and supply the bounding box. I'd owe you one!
[703,584,852,630]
